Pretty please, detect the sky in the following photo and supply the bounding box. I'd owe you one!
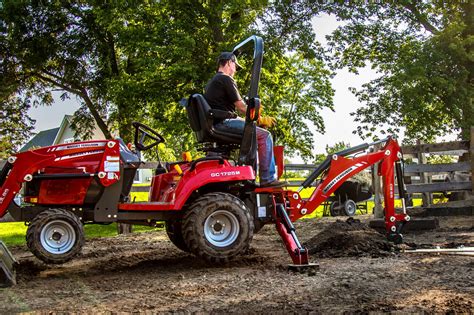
[28,14,382,156]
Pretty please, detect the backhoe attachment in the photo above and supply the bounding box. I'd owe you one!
[267,136,409,268]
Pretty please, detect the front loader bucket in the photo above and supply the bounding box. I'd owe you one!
[0,241,17,287]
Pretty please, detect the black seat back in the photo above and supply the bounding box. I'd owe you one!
[186,94,242,144]
[185,93,257,169]
[186,94,214,143]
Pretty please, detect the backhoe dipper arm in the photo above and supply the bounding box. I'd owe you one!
[292,137,409,240]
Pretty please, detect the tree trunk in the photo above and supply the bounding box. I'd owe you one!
[80,89,112,139]
[117,101,134,144]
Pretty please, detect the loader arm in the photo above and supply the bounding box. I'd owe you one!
[0,140,121,219]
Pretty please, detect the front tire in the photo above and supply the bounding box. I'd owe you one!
[26,209,84,264]
[183,192,254,264]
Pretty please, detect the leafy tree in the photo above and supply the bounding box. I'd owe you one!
[316,1,473,142]
[0,1,112,142]
[0,95,34,159]
[1,0,334,161]
[255,2,335,161]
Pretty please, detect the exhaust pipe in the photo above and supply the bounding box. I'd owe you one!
[0,241,17,287]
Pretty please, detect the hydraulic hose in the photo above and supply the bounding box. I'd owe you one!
[300,157,331,189]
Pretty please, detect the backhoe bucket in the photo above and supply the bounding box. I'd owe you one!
[0,241,17,287]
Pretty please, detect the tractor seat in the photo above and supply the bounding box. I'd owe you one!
[186,94,243,145]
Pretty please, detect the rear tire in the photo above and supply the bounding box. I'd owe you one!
[165,220,189,252]
[183,192,253,264]
[26,209,84,264]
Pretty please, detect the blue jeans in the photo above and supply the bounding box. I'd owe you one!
[215,118,276,184]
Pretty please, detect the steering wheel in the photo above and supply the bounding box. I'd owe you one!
[132,122,165,151]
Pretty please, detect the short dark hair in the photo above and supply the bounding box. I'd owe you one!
[217,58,231,68]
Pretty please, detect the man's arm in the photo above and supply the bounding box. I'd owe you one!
[234,99,247,116]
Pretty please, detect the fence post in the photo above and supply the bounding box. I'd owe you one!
[372,144,383,218]
[117,223,132,234]
[417,140,432,207]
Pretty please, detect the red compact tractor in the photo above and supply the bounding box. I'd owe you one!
[0,36,409,286]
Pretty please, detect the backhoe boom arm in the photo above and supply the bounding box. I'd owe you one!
[293,137,409,239]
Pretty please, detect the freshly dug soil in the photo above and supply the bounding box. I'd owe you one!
[1,215,473,313]
[304,217,395,258]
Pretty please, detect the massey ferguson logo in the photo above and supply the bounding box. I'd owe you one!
[210,171,241,177]
[322,163,366,194]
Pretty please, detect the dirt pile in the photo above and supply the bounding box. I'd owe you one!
[303,218,395,258]
[15,259,47,282]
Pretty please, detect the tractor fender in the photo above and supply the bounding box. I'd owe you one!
[172,160,255,209]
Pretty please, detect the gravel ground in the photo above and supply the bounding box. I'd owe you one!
[1,215,473,313]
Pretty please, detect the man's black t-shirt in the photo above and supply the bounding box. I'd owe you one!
[204,72,242,113]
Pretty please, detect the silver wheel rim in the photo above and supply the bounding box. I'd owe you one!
[40,220,76,255]
[204,210,240,248]
[345,201,356,216]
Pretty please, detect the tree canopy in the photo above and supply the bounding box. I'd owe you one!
[0,1,333,161]
[1,1,470,162]
[319,1,473,142]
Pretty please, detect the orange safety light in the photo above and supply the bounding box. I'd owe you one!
[174,164,183,175]
[182,151,192,162]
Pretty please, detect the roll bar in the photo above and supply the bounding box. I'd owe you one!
[232,35,264,99]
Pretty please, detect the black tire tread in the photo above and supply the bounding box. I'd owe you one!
[26,209,85,264]
[165,220,189,252]
[182,192,254,264]
[329,201,340,217]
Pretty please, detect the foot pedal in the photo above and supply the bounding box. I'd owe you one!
[0,241,17,287]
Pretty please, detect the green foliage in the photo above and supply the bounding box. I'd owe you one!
[0,1,112,143]
[0,96,35,158]
[426,154,457,165]
[1,1,468,161]
[0,1,334,161]
[261,53,334,161]
[322,2,473,142]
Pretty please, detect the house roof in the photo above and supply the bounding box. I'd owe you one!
[53,115,73,145]
[20,127,60,152]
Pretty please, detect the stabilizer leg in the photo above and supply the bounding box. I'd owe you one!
[274,204,319,271]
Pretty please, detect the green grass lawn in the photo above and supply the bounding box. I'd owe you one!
[0,222,162,246]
